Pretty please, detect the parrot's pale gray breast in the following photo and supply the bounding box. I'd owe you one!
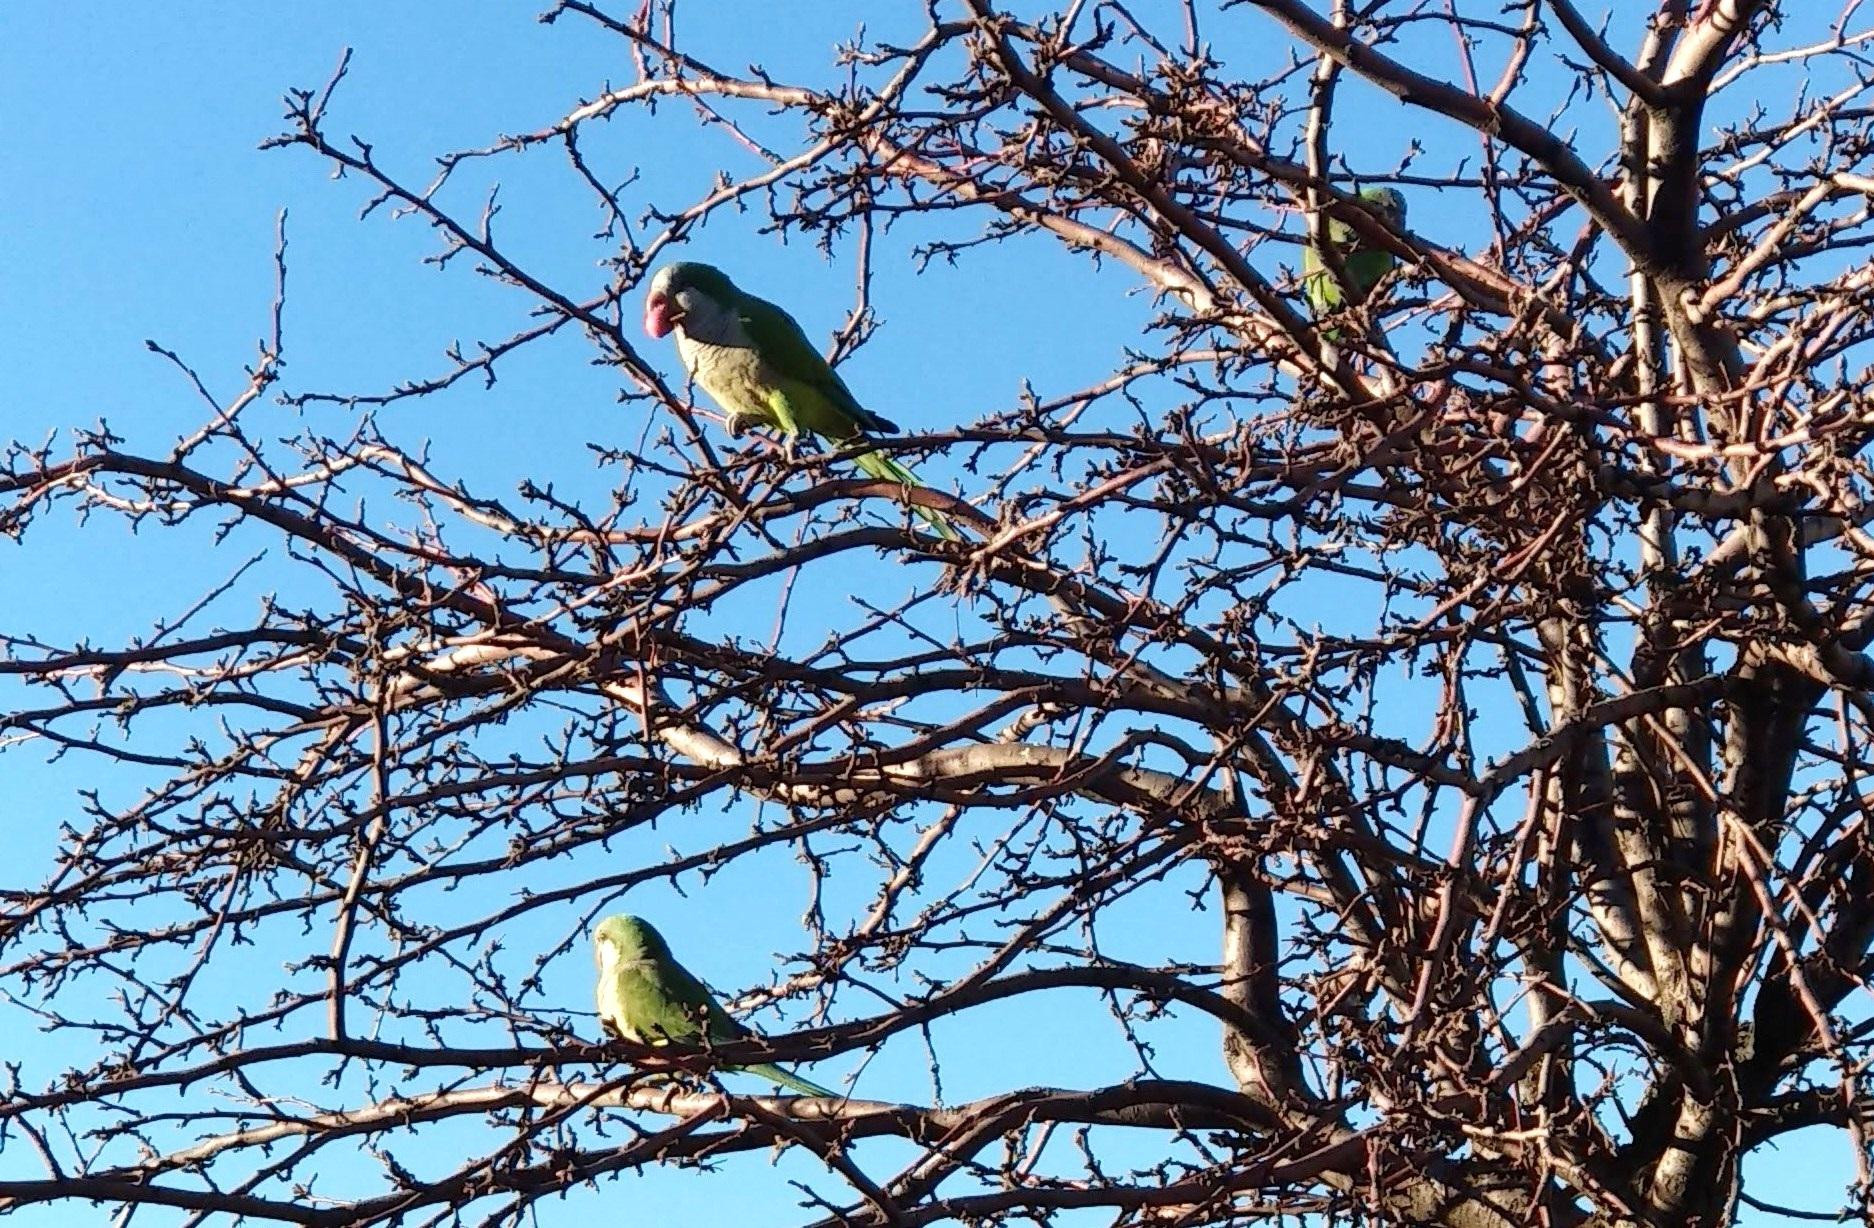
[676,307,779,423]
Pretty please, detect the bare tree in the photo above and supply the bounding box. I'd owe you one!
[5,1,1874,1224]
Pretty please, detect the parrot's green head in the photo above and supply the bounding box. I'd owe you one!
[644,262,740,339]
[1358,187,1408,229]
[593,914,674,969]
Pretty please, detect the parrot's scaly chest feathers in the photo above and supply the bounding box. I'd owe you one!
[672,299,786,428]
[681,338,779,423]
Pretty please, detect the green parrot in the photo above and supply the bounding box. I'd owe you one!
[643,261,958,540]
[1302,186,1408,330]
[592,914,836,1098]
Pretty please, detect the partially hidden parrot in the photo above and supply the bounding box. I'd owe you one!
[1302,187,1408,332]
[643,261,958,540]
[592,913,836,1098]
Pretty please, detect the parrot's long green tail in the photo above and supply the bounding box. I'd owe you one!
[852,449,960,541]
[740,1062,837,1098]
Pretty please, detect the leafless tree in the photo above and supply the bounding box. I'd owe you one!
[5,2,1874,1224]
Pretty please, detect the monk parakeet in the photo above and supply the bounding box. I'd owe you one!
[1302,187,1408,327]
[592,914,835,1098]
[643,261,957,540]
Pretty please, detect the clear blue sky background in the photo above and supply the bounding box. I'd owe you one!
[0,2,1853,1223]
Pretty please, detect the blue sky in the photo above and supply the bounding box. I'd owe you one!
[1,2,1860,1224]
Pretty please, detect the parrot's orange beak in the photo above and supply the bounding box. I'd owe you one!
[644,291,680,338]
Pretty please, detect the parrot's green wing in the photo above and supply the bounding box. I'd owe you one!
[736,294,896,439]
[737,294,959,540]
[1343,248,1396,301]
[1302,188,1405,337]
[616,948,837,1097]
[611,952,724,1045]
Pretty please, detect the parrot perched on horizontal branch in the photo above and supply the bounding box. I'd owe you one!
[643,261,957,540]
[592,913,835,1098]
[1302,186,1408,333]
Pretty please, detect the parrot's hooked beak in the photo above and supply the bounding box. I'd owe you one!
[643,290,683,339]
